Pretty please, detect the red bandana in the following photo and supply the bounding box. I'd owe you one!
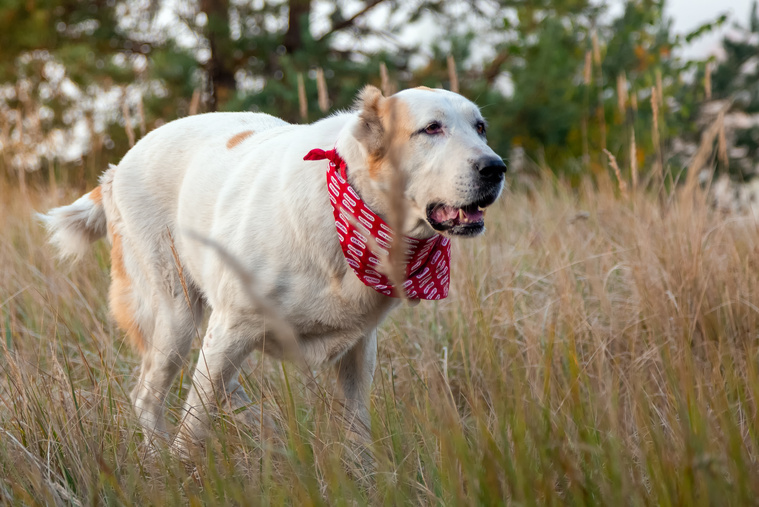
[304,148,451,300]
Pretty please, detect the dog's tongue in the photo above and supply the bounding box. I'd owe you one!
[431,204,484,224]
[431,205,459,223]
[460,207,484,223]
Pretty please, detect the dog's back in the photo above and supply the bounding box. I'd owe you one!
[41,112,289,260]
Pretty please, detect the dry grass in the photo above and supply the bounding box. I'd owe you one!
[2,173,759,505]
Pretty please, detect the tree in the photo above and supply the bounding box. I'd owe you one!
[707,1,759,179]
[0,0,727,186]
[0,0,198,186]
[411,0,690,179]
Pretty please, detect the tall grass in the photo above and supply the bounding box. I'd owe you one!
[2,169,759,504]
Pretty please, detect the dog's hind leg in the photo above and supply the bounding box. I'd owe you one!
[108,220,203,442]
[129,292,202,442]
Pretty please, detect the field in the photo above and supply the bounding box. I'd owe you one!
[1,172,759,505]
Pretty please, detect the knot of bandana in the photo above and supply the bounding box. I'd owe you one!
[304,148,451,300]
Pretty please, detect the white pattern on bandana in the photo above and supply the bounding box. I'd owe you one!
[304,148,451,300]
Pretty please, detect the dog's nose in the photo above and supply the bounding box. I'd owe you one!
[475,156,507,179]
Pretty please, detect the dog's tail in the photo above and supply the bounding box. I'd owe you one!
[38,168,112,259]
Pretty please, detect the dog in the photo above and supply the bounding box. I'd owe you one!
[40,85,506,445]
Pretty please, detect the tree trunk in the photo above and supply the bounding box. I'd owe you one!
[200,0,236,111]
[284,0,312,54]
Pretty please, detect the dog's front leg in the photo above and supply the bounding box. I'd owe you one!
[335,329,377,439]
[177,310,261,446]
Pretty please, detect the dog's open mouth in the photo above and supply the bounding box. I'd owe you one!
[426,200,492,237]
[426,186,502,236]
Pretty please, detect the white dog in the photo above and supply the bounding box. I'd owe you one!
[41,85,506,444]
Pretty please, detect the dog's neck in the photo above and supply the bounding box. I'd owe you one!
[334,120,436,240]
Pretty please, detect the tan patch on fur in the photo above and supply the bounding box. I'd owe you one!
[226,130,255,149]
[89,186,103,204]
[367,153,385,179]
[414,86,435,91]
[367,96,414,179]
[109,225,147,354]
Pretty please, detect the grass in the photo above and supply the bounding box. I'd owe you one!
[2,171,759,505]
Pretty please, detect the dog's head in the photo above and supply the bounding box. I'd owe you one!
[345,85,506,238]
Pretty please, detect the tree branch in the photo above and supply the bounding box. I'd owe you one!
[483,50,511,85]
[316,0,389,42]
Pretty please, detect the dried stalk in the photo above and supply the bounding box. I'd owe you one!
[297,73,308,121]
[167,229,202,344]
[379,62,395,97]
[651,86,664,189]
[380,99,410,298]
[718,119,728,169]
[592,31,601,65]
[616,73,628,116]
[338,97,410,299]
[85,111,100,182]
[603,149,628,198]
[189,88,201,116]
[121,98,135,148]
[583,51,592,85]
[15,109,26,197]
[0,111,8,169]
[340,212,396,290]
[447,55,459,94]
[137,93,147,136]
[316,68,329,113]
[683,102,730,197]
[380,62,389,95]
[630,128,637,192]
[593,33,607,165]
[582,50,591,167]
[581,116,589,168]
[0,428,82,507]
[655,68,664,106]
[184,230,303,366]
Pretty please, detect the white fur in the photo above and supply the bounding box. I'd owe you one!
[41,87,505,445]
[37,185,108,259]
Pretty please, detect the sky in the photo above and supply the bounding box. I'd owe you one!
[664,0,753,58]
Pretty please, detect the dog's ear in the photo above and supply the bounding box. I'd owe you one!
[354,85,386,157]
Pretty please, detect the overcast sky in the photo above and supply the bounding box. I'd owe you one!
[664,0,753,58]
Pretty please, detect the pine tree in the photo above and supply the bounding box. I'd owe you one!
[0,0,726,185]
[709,1,759,179]
[0,0,197,185]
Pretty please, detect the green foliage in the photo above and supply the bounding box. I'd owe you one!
[505,17,587,157]
[708,1,759,179]
[0,0,732,182]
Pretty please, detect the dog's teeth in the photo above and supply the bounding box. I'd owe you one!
[458,209,465,222]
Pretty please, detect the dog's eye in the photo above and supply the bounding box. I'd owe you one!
[424,122,442,135]
[476,122,486,135]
